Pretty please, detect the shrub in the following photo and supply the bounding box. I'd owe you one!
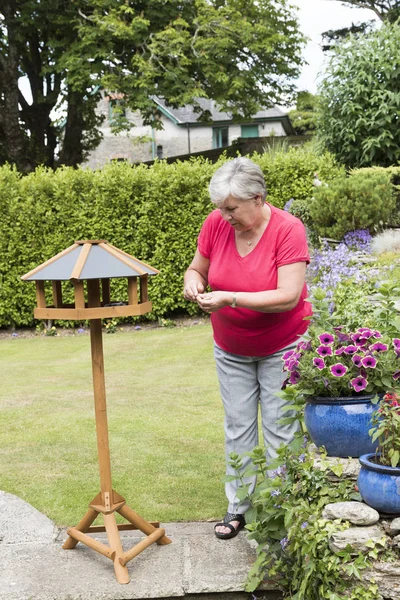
[308,170,396,240]
[0,148,342,328]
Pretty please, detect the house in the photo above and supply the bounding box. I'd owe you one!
[84,94,295,169]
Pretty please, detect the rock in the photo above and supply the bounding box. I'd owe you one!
[312,451,360,481]
[329,525,388,555]
[363,561,400,600]
[323,501,380,525]
[389,518,400,536]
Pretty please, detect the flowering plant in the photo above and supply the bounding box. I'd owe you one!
[369,391,400,467]
[282,288,400,398]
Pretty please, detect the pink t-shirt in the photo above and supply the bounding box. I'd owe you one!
[197,204,311,356]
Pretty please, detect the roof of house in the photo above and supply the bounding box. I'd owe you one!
[154,97,288,126]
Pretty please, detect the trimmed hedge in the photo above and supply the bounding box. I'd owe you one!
[0,148,343,328]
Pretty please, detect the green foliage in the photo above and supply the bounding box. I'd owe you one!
[317,22,400,168]
[254,146,344,210]
[0,148,340,328]
[288,91,319,135]
[370,391,400,468]
[308,170,396,239]
[351,166,400,227]
[1,0,306,170]
[282,285,400,398]
[233,438,383,598]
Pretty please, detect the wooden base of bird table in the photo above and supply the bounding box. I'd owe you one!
[63,492,171,584]
[63,307,171,584]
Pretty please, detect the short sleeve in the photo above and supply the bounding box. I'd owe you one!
[197,210,219,258]
[276,218,310,268]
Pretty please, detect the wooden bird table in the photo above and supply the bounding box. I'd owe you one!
[22,240,171,584]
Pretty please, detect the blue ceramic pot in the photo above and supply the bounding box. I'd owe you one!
[358,453,400,515]
[304,395,379,458]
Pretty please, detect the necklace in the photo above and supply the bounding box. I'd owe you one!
[246,240,252,246]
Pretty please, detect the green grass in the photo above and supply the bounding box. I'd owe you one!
[0,323,227,525]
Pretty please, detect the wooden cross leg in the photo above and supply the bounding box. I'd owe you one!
[63,491,172,584]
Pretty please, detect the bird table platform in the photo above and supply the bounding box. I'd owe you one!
[21,240,171,584]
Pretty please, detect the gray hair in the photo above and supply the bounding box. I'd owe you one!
[209,157,267,205]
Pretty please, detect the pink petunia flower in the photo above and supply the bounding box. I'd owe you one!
[350,376,368,392]
[330,363,348,377]
[317,345,333,357]
[370,342,388,353]
[352,354,363,367]
[318,333,335,345]
[344,345,358,355]
[361,356,377,368]
[313,357,325,370]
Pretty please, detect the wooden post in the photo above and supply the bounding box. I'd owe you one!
[128,277,138,306]
[63,507,98,550]
[102,279,111,306]
[52,281,62,307]
[140,274,148,303]
[87,279,112,505]
[35,281,46,308]
[73,281,86,310]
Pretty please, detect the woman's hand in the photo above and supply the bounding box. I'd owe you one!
[197,291,232,313]
[183,279,205,301]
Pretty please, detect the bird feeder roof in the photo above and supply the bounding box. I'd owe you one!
[21,240,160,282]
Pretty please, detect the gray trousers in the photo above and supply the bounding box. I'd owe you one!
[214,341,299,515]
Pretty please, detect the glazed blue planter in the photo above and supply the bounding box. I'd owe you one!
[358,453,400,515]
[304,395,379,458]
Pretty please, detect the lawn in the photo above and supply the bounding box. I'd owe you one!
[0,323,228,525]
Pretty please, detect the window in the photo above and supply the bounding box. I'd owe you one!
[156,145,163,159]
[241,125,259,138]
[212,127,229,149]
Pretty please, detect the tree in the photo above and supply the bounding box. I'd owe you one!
[317,22,400,168]
[288,91,319,135]
[322,1,400,51]
[0,0,306,171]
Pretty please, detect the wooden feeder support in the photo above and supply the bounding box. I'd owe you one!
[22,240,171,585]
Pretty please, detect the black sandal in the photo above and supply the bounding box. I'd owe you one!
[214,512,246,539]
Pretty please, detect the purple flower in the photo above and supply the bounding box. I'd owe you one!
[297,340,312,351]
[358,328,373,335]
[284,357,299,372]
[11,332,19,337]
[337,332,350,342]
[271,489,280,497]
[282,349,296,360]
[351,376,368,392]
[301,522,308,529]
[77,328,85,334]
[318,333,335,345]
[284,198,294,212]
[361,355,377,368]
[335,347,345,356]
[370,342,388,353]
[344,345,358,355]
[352,332,367,345]
[289,371,301,384]
[280,537,289,550]
[317,345,333,357]
[313,357,325,370]
[135,325,142,330]
[330,363,348,377]
[298,453,306,462]
[352,354,363,367]
[373,331,382,338]
[393,339,400,350]
[393,371,400,380]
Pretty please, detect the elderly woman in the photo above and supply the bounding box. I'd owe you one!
[183,157,311,539]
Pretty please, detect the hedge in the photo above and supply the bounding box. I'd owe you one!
[0,148,343,328]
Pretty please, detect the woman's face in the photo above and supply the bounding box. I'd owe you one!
[218,195,263,231]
